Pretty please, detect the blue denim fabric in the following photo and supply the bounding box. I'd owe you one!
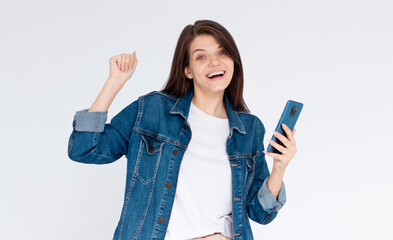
[68,86,286,240]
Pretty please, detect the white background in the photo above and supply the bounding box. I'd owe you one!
[1,0,392,239]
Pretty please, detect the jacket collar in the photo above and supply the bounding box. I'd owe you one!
[170,87,246,135]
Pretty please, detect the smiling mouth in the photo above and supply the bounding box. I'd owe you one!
[206,71,226,81]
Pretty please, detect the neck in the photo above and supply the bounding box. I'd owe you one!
[191,88,228,119]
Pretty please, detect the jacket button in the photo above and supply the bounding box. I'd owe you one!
[165,182,172,188]
[172,149,179,155]
[158,216,165,223]
[149,146,155,153]
[183,123,188,130]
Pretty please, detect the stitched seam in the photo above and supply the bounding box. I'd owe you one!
[228,153,252,159]
[118,139,143,239]
[135,128,257,160]
[234,111,246,134]
[94,111,100,132]
[141,90,178,101]
[135,135,165,184]
[237,111,256,117]
[134,137,150,183]
[262,213,272,224]
[68,131,76,156]
[134,150,161,239]
[134,128,187,149]
[133,96,143,132]
[154,91,178,101]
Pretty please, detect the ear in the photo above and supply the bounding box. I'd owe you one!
[184,66,193,79]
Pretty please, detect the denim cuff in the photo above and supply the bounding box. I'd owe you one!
[74,108,108,132]
[257,176,287,214]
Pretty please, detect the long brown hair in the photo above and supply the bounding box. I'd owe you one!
[160,19,250,112]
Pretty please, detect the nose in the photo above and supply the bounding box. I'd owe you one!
[208,54,220,67]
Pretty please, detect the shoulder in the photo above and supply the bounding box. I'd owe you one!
[135,90,179,115]
[139,90,178,103]
[236,110,266,133]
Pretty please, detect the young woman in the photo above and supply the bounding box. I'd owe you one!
[68,20,297,240]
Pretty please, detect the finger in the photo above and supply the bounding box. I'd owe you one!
[115,56,122,69]
[125,54,131,71]
[269,139,287,155]
[281,124,295,142]
[281,124,296,146]
[293,129,297,145]
[119,54,125,71]
[273,130,291,148]
[122,53,128,71]
[263,150,284,159]
[130,51,135,69]
[292,128,297,145]
[131,51,138,71]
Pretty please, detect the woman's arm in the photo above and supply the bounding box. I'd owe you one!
[68,97,140,164]
[89,51,138,112]
[246,120,287,225]
[266,167,285,199]
[67,52,139,164]
[264,124,297,198]
[88,76,125,112]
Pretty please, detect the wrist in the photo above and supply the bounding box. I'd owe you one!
[105,77,124,92]
[107,75,125,87]
[272,165,286,175]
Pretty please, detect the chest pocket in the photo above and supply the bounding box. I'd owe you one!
[135,134,165,184]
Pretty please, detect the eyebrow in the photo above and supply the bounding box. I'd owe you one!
[192,45,222,55]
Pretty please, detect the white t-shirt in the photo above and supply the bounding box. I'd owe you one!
[164,101,233,240]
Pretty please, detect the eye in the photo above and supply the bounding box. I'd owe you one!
[196,50,226,60]
[196,55,205,60]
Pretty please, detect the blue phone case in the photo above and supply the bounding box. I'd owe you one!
[267,100,304,154]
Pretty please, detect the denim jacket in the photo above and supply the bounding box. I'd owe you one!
[67,86,286,240]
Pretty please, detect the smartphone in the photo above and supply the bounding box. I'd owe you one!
[267,100,304,154]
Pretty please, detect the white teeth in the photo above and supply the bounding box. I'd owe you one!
[207,71,225,78]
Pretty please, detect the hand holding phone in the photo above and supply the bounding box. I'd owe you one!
[267,100,303,154]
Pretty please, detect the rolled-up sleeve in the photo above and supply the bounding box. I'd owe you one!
[74,109,108,132]
[67,98,140,164]
[258,176,286,214]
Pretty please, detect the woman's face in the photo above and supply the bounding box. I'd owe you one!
[185,34,234,96]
